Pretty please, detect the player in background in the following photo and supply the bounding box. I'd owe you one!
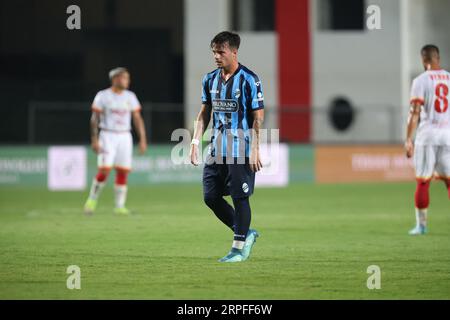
[190,31,264,262]
[406,45,450,235]
[84,67,147,215]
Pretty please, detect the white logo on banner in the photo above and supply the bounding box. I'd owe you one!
[48,146,87,191]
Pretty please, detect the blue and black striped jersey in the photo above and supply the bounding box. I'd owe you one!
[201,63,264,158]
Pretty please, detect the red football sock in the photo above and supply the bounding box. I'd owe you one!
[415,180,430,209]
[95,170,109,183]
[115,169,128,185]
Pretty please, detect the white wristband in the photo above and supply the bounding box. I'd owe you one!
[191,138,200,146]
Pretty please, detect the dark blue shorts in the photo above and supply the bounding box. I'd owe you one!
[203,157,255,199]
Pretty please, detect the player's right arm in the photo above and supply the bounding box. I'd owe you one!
[90,92,104,154]
[190,103,212,166]
[190,74,212,166]
[90,108,101,154]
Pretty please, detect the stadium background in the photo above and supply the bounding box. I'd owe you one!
[2,0,450,186]
[1,0,450,299]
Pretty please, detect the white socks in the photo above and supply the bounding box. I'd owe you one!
[114,184,128,209]
[232,240,245,250]
[88,180,128,209]
[415,208,428,228]
[88,179,105,200]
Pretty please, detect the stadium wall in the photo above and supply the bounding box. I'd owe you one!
[311,0,406,143]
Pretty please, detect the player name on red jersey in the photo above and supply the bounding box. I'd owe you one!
[429,73,450,81]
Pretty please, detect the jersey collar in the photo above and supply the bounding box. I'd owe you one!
[219,63,242,85]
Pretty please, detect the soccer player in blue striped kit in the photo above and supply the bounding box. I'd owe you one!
[190,31,264,262]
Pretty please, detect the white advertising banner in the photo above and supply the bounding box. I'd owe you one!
[47,146,87,191]
[255,143,289,187]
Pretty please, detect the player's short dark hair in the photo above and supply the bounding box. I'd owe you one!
[210,31,240,50]
[421,44,440,61]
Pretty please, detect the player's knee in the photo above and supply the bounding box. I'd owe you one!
[115,169,128,185]
[417,180,431,190]
[96,169,110,182]
[204,196,220,210]
[231,196,250,208]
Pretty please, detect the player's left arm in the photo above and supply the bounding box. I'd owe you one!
[250,109,264,172]
[248,76,265,172]
[132,109,148,154]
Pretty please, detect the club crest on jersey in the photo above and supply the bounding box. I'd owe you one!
[234,89,241,98]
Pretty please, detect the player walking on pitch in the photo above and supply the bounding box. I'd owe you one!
[190,32,264,262]
[406,45,450,235]
[84,67,147,215]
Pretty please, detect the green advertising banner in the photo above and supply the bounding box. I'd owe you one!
[0,147,47,185]
[289,145,315,183]
[0,145,314,187]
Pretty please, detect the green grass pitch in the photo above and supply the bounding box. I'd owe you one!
[0,182,449,299]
